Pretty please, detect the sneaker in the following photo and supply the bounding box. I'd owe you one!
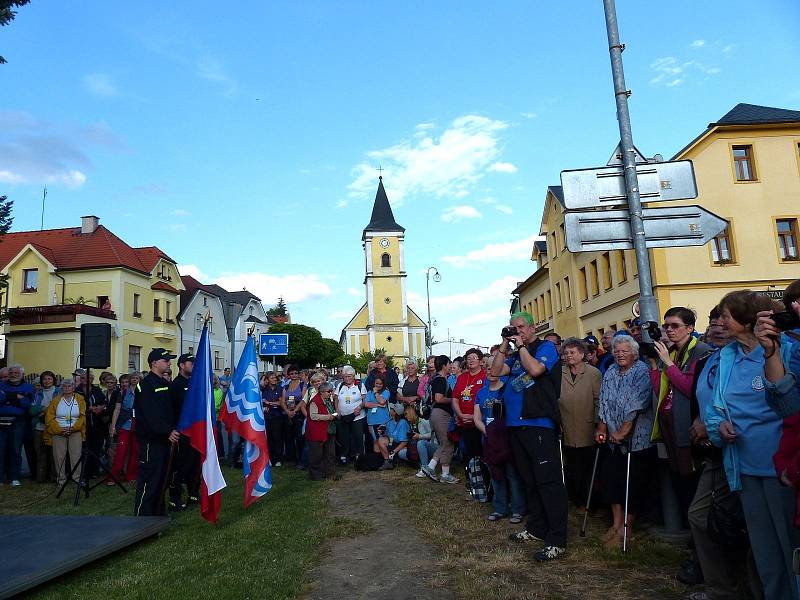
[533,545,566,562]
[187,496,199,504]
[168,501,187,512]
[677,558,704,585]
[274,462,282,468]
[509,530,543,543]
[11,480,21,487]
[415,469,426,478]
[339,457,347,466]
[438,473,459,484]
[378,460,395,471]
[510,514,523,524]
[420,465,438,482]
[487,512,506,521]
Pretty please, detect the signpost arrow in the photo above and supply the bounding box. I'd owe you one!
[259,333,289,356]
[560,160,698,209]
[564,205,727,253]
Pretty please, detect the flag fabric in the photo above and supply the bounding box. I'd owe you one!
[177,323,226,523]
[219,336,272,507]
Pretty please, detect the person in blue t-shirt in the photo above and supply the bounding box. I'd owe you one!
[365,375,391,456]
[489,312,567,562]
[377,403,410,470]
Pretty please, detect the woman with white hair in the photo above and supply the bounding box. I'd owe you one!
[44,378,86,486]
[335,366,366,465]
[596,334,655,549]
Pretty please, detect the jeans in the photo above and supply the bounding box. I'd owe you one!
[492,463,527,516]
[417,439,438,467]
[0,417,25,482]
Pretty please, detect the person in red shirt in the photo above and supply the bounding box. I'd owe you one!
[452,348,487,476]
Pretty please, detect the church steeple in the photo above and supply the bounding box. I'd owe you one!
[363,177,405,240]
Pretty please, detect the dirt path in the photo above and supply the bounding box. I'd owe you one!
[306,470,448,600]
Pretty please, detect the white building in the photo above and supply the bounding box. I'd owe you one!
[177,275,231,373]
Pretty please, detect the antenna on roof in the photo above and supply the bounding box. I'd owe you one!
[40,186,47,230]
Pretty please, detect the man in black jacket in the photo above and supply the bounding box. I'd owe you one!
[168,353,198,510]
[134,348,179,516]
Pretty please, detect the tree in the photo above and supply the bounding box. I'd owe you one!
[1,1,31,64]
[340,348,395,375]
[266,323,323,368]
[319,338,344,368]
[0,195,14,323]
[266,296,288,317]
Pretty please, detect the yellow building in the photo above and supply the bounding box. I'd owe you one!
[516,103,800,337]
[340,178,427,362]
[0,215,184,376]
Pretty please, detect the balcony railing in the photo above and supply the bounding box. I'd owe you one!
[9,304,117,325]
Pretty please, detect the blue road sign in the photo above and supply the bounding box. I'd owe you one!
[259,333,289,356]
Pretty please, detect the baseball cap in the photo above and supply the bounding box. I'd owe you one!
[630,317,643,327]
[178,353,196,365]
[72,368,86,377]
[389,402,405,415]
[148,348,177,364]
[583,335,599,347]
[614,329,631,337]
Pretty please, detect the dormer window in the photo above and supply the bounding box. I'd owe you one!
[381,253,391,268]
[249,306,254,315]
[22,269,38,293]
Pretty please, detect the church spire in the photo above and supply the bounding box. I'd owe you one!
[363,177,405,240]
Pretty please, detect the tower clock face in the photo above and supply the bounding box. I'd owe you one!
[379,237,390,248]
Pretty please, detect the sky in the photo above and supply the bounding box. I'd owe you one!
[2,1,799,354]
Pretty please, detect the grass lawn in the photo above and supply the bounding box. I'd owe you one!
[0,466,368,600]
[390,466,690,600]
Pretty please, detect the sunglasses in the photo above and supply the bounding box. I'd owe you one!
[662,323,685,330]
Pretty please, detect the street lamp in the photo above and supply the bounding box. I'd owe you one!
[425,266,441,355]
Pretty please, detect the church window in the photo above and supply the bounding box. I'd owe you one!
[381,253,391,268]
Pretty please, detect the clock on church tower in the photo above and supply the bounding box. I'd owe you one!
[338,177,428,364]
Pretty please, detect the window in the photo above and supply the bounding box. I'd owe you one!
[97,295,109,309]
[600,252,612,290]
[777,218,799,261]
[711,226,735,264]
[578,267,588,302]
[203,296,208,307]
[208,317,213,333]
[563,277,572,308]
[153,299,161,321]
[545,290,553,318]
[214,351,224,371]
[550,232,558,258]
[165,301,172,322]
[588,260,599,296]
[22,268,38,293]
[381,253,391,268]
[615,250,628,283]
[188,346,194,354]
[732,145,756,181]
[559,223,567,251]
[133,293,141,318]
[554,282,562,313]
[128,346,141,372]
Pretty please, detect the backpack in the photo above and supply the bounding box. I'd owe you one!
[520,339,562,424]
[467,457,488,502]
[354,453,384,471]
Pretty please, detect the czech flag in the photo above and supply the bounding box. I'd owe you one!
[178,323,226,523]
[219,336,272,507]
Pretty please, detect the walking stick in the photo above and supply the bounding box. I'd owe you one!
[580,436,604,537]
[558,437,565,485]
[622,447,632,553]
[158,441,177,515]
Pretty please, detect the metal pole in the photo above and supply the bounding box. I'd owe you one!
[426,270,432,356]
[602,0,659,332]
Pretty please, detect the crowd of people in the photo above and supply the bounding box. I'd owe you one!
[2,279,800,599]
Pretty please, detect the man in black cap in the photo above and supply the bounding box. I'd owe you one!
[134,348,179,516]
[168,353,199,510]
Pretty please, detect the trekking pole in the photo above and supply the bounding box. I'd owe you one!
[558,436,565,485]
[158,441,177,515]
[580,435,604,537]
[622,447,632,553]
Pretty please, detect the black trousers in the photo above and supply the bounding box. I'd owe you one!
[169,435,200,503]
[135,438,171,516]
[336,418,365,459]
[509,426,568,547]
[307,438,336,480]
[86,422,109,477]
[266,416,285,464]
[287,415,305,462]
[563,445,598,508]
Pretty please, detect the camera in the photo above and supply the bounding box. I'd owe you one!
[773,311,800,332]
[639,321,662,359]
[501,325,518,339]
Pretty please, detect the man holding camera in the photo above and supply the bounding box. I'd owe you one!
[490,312,568,561]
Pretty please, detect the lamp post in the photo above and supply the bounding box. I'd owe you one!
[425,266,441,356]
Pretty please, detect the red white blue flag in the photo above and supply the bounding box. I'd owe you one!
[178,323,226,523]
[220,336,272,507]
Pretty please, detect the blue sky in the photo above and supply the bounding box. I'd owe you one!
[2,1,799,351]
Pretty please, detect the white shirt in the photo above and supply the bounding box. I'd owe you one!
[55,396,80,429]
[336,382,366,420]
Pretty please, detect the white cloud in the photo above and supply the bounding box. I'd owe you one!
[172,208,191,217]
[442,235,540,268]
[196,56,238,96]
[521,112,538,119]
[690,39,706,48]
[457,308,510,327]
[494,205,513,215]
[328,310,355,320]
[721,44,735,55]
[0,170,25,184]
[418,275,520,310]
[335,199,348,209]
[178,264,209,281]
[347,287,362,297]
[348,114,510,206]
[213,272,332,305]
[84,73,118,97]
[488,162,518,174]
[440,205,482,223]
[650,49,725,86]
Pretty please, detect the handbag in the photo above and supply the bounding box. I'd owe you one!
[706,468,748,547]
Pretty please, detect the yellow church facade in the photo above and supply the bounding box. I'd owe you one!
[340,178,427,362]
[515,103,800,337]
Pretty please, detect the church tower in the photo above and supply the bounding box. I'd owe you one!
[340,178,427,362]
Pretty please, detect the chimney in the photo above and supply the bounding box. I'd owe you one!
[81,215,99,234]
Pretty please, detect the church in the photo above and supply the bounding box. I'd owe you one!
[339,178,428,363]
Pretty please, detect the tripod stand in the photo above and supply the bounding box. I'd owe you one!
[56,440,127,506]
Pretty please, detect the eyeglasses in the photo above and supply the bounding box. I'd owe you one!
[662,323,685,330]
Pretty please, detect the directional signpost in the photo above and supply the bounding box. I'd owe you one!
[259,333,289,372]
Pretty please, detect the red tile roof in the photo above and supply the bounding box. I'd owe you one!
[151,281,180,293]
[0,225,174,275]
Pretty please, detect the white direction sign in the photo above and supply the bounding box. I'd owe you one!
[560,160,698,209]
[564,205,727,253]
